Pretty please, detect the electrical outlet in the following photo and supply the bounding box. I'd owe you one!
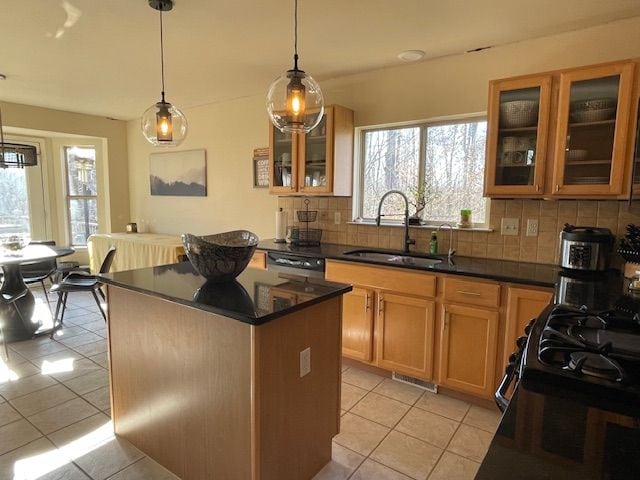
[501,218,519,236]
[334,211,341,225]
[526,218,539,237]
[300,347,311,377]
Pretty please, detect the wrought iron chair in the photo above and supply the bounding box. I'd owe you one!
[49,247,116,338]
[20,240,58,303]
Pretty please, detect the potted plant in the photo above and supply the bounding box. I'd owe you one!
[408,182,428,225]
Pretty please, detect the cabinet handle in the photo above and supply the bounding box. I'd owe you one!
[457,290,482,296]
[365,293,371,312]
[378,296,384,314]
[555,184,560,192]
[535,184,541,192]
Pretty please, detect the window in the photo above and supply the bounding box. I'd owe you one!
[64,146,98,246]
[357,117,488,225]
[0,168,30,240]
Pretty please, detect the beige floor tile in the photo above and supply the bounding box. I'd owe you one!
[447,424,493,462]
[89,352,109,369]
[48,358,103,382]
[395,407,458,448]
[463,405,502,433]
[0,437,90,480]
[10,384,77,417]
[351,392,410,428]
[73,341,108,357]
[28,397,99,434]
[56,332,104,349]
[0,402,21,427]
[51,326,91,340]
[63,369,109,395]
[372,379,423,405]
[1,361,40,381]
[312,443,364,480]
[49,413,144,480]
[334,412,390,456]
[342,368,385,391]
[0,373,57,400]
[104,456,180,480]
[29,350,83,370]
[415,392,470,422]
[83,386,111,411]
[0,419,42,455]
[428,451,480,480]
[341,382,368,411]
[10,340,69,360]
[351,459,412,480]
[370,430,442,480]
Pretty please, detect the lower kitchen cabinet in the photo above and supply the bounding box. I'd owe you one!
[439,303,499,399]
[341,287,375,362]
[377,293,435,380]
[503,286,553,366]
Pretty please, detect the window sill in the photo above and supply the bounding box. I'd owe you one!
[347,220,493,232]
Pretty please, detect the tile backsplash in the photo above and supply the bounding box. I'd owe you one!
[277,197,640,267]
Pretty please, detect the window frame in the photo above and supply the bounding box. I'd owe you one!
[63,145,98,247]
[353,112,489,227]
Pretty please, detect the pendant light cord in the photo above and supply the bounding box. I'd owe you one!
[293,0,299,71]
[159,9,166,102]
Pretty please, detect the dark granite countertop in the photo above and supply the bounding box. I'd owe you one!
[257,240,561,287]
[100,261,351,325]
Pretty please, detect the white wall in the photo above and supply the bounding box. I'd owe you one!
[127,17,640,239]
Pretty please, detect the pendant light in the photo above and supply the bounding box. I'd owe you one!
[0,106,37,168]
[141,0,187,147]
[266,0,324,134]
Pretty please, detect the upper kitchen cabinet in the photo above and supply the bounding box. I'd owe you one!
[552,62,635,196]
[269,105,354,196]
[485,60,637,199]
[484,75,552,196]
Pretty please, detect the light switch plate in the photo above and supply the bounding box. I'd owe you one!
[334,212,341,225]
[501,218,519,236]
[300,347,311,377]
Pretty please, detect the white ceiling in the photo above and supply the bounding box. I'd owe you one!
[1,0,639,120]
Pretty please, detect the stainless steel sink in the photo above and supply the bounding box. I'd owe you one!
[343,249,443,267]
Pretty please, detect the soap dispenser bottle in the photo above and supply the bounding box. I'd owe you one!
[429,231,438,255]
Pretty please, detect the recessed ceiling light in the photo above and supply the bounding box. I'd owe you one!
[398,50,425,62]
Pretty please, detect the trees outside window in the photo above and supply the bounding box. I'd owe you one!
[64,146,98,246]
[358,118,487,225]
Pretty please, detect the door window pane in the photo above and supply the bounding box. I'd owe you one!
[0,168,30,240]
[66,147,97,195]
[65,146,98,246]
[68,198,97,246]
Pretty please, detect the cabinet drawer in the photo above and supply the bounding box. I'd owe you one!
[248,251,266,270]
[325,261,436,298]
[443,276,500,308]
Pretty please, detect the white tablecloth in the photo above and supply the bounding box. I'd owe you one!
[87,233,185,273]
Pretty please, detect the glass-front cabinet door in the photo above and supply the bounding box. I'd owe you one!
[484,75,551,196]
[552,62,635,196]
[269,125,298,194]
[298,108,334,194]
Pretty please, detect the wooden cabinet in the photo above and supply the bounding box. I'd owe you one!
[552,62,635,196]
[342,287,375,362]
[484,75,552,196]
[269,105,354,196]
[503,286,553,366]
[439,303,499,399]
[377,292,435,380]
[325,260,436,379]
[485,60,637,198]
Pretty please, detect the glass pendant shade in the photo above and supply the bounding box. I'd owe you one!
[267,68,324,134]
[141,100,187,147]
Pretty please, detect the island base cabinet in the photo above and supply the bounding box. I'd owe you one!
[438,304,499,399]
[106,285,342,480]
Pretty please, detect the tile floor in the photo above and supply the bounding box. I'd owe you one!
[0,287,500,479]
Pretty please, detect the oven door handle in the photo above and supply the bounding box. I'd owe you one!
[495,353,518,412]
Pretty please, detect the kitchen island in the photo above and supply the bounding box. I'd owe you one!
[100,261,351,480]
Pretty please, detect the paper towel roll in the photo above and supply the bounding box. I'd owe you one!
[275,209,287,243]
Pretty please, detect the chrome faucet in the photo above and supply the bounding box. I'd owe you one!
[437,223,456,260]
[375,190,415,254]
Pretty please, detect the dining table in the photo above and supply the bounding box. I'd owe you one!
[0,244,74,342]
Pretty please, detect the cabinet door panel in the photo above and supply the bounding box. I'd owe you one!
[552,62,635,196]
[377,293,435,380]
[341,287,374,362]
[269,124,299,194]
[503,287,552,367]
[439,304,499,399]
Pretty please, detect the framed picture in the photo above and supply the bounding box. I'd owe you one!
[149,149,207,196]
[253,147,270,188]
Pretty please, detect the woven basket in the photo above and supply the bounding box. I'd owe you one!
[499,100,538,128]
[570,108,616,123]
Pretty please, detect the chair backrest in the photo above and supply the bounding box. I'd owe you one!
[21,240,58,277]
[99,247,117,274]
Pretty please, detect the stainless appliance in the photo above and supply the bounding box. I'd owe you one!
[265,251,325,278]
[559,224,614,271]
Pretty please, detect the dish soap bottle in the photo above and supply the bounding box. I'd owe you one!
[429,231,438,255]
